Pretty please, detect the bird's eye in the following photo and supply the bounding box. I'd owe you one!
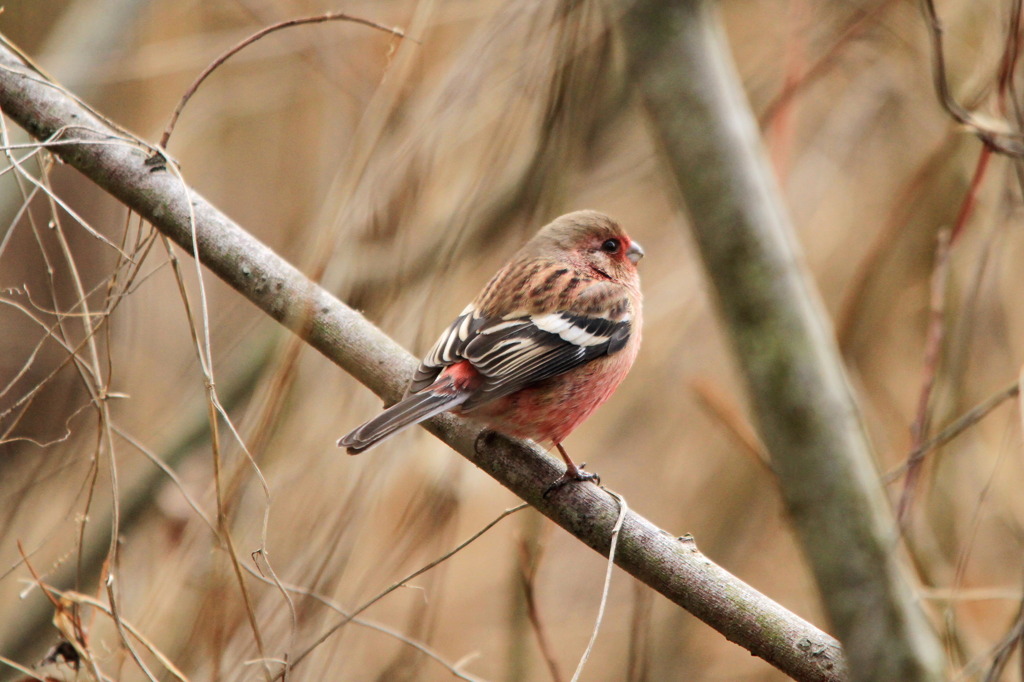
[600,238,620,253]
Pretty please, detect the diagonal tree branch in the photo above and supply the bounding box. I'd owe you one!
[0,38,846,681]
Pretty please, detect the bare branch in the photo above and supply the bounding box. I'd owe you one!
[919,0,1024,155]
[0,39,847,682]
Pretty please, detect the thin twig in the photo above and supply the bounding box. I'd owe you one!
[951,147,993,245]
[919,0,1024,155]
[897,229,951,527]
[759,0,899,127]
[17,542,103,681]
[570,490,628,682]
[55,588,191,682]
[251,549,297,682]
[518,536,564,682]
[998,0,1024,197]
[4,139,129,255]
[33,150,140,681]
[158,12,412,149]
[111,425,218,534]
[161,207,271,676]
[106,576,160,682]
[282,503,529,679]
[241,562,487,682]
[980,577,1024,682]
[886,381,1021,483]
[0,654,46,680]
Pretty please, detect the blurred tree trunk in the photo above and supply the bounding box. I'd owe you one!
[615,1,945,680]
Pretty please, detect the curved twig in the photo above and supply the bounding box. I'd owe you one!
[158,12,413,149]
[919,0,1024,156]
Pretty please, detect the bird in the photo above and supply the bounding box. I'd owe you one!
[338,210,643,494]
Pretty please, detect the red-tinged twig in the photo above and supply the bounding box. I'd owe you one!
[897,229,951,528]
[15,542,98,679]
[759,0,898,128]
[16,541,67,617]
[765,0,810,180]
[897,118,996,525]
[950,147,993,245]
[158,12,412,149]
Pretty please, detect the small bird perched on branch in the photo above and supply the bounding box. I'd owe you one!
[338,210,643,493]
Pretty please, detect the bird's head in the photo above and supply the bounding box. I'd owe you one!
[532,210,644,283]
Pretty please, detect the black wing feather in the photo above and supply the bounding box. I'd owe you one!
[406,301,633,411]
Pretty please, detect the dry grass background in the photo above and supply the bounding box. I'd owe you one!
[1,0,1023,680]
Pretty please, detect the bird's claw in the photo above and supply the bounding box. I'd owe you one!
[543,462,600,498]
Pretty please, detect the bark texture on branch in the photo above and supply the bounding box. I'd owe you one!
[0,40,845,681]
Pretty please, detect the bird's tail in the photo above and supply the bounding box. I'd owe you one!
[338,383,470,454]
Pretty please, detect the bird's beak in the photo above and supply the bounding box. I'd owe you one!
[627,240,644,264]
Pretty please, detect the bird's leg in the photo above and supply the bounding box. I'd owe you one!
[555,443,599,484]
[543,443,600,497]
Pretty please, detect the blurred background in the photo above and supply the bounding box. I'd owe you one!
[1,0,1023,679]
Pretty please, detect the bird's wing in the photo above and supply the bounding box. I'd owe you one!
[406,304,488,395]
[407,284,634,409]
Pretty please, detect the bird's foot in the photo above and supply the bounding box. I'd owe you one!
[543,462,600,498]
